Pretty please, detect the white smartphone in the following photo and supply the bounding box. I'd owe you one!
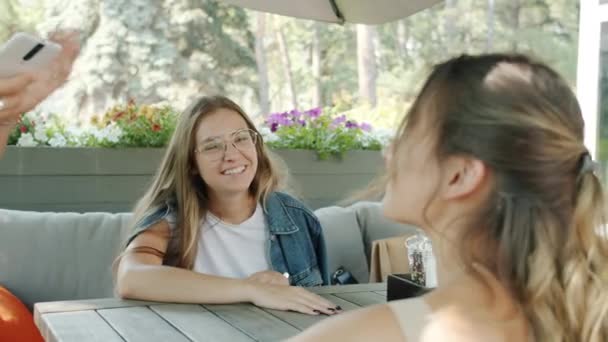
[0,32,62,78]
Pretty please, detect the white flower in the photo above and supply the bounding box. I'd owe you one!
[66,126,85,139]
[372,129,395,145]
[90,127,104,141]
[27,110,53,127]
[97,124,123,143]
[33,126,50,143]
[48,133,68,147]
[22,111,40,123]
[17,133,38,147]
[258,126,279,143]
[65,125,88,145]
[358,128,395,149]
[106,126,123,143]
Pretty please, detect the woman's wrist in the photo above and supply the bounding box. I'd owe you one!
[239,278,259,303]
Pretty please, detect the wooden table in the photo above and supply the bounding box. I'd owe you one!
[34,283,386,342]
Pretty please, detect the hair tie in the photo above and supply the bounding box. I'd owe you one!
[578,152,598,181]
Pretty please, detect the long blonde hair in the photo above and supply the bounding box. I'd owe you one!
[391,54,608,341]
[130,95,284,269]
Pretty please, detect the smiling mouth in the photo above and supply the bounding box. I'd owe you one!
[222,165,247,175]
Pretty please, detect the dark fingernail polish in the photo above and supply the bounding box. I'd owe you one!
[328,307,336,312]
[336,306,342,310]
[313,310,321,314]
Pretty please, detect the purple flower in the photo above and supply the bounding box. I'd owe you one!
[305,107,322,118]
[297,119,306,126]
[270,122,279,132]
[360,122,372,132]
[289,109,302,119]
[267,112,293,128]
[332,115,347,126]
[345,120,359,129]
[266,113,280,124]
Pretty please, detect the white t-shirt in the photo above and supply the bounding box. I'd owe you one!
[192,204,271,278]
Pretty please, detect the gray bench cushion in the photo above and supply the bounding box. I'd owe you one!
[0,202,417,309]
[0,209,132,309]
[314,205,370,284]
[350,201,420,261]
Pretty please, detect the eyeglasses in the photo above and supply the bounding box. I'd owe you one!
[195,129,259,161]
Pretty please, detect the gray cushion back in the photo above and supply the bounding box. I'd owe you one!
[350,201,420,261]
[0,202,417,309]
[0,209,132,309]
[314,205,370,284]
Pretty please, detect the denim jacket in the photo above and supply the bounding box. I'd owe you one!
[126,192,329,286]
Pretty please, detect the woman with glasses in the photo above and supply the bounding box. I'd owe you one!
[114,95,341,316]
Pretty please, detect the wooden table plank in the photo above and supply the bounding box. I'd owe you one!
[320,294,363,311]
[260,292,379,331]
[33,284,386,318]
[205,303,301,341]
[150,304,254,342]
[262,308,328,331]
[98,306,190,342]
[309,283,386,295]
[35,284,388,342]
[35,298,162,315]
[333,291,386,307]
[40,311,124,342]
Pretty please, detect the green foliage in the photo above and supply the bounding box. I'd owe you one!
[8,115,34,146]
[258,0,579,117]
[0,0,44,43]
[263,108,387,159]
[6,0,580,134]
[173,0,257,94]
[94,101,178,148]
[8,102,179,148]
[8,103,389,156]
[267,120,366,160]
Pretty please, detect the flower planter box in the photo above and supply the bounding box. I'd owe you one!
[0,147,383,212]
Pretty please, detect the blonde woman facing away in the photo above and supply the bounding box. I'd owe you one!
[114,95,341,316]
[291,54,608,341]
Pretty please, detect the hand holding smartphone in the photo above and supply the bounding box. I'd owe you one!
[0,32,62,78]
[0,31,79,123]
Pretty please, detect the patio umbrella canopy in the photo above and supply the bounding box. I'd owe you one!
[217,0,444,24]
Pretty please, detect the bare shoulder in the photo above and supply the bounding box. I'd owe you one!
[288,303,406,342]
[421,279,528,342]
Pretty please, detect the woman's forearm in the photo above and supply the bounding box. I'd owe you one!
[116,263,254,304]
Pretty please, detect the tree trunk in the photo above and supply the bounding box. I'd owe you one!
[356,24,377,107]
[311,22,323,108]
[444,0,457,53]
[397,20,409,59]
[486,0,495,52]
[255,12,270,115]
[276,24,298,109]
[510,0,520,51]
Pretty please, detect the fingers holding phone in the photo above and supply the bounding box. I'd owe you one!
[0,31,80,123]
[47,31,80,83]
[0,73,34,123]
[17,31,80,114]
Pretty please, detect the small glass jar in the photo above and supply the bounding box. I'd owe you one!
[405,233,437,288]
